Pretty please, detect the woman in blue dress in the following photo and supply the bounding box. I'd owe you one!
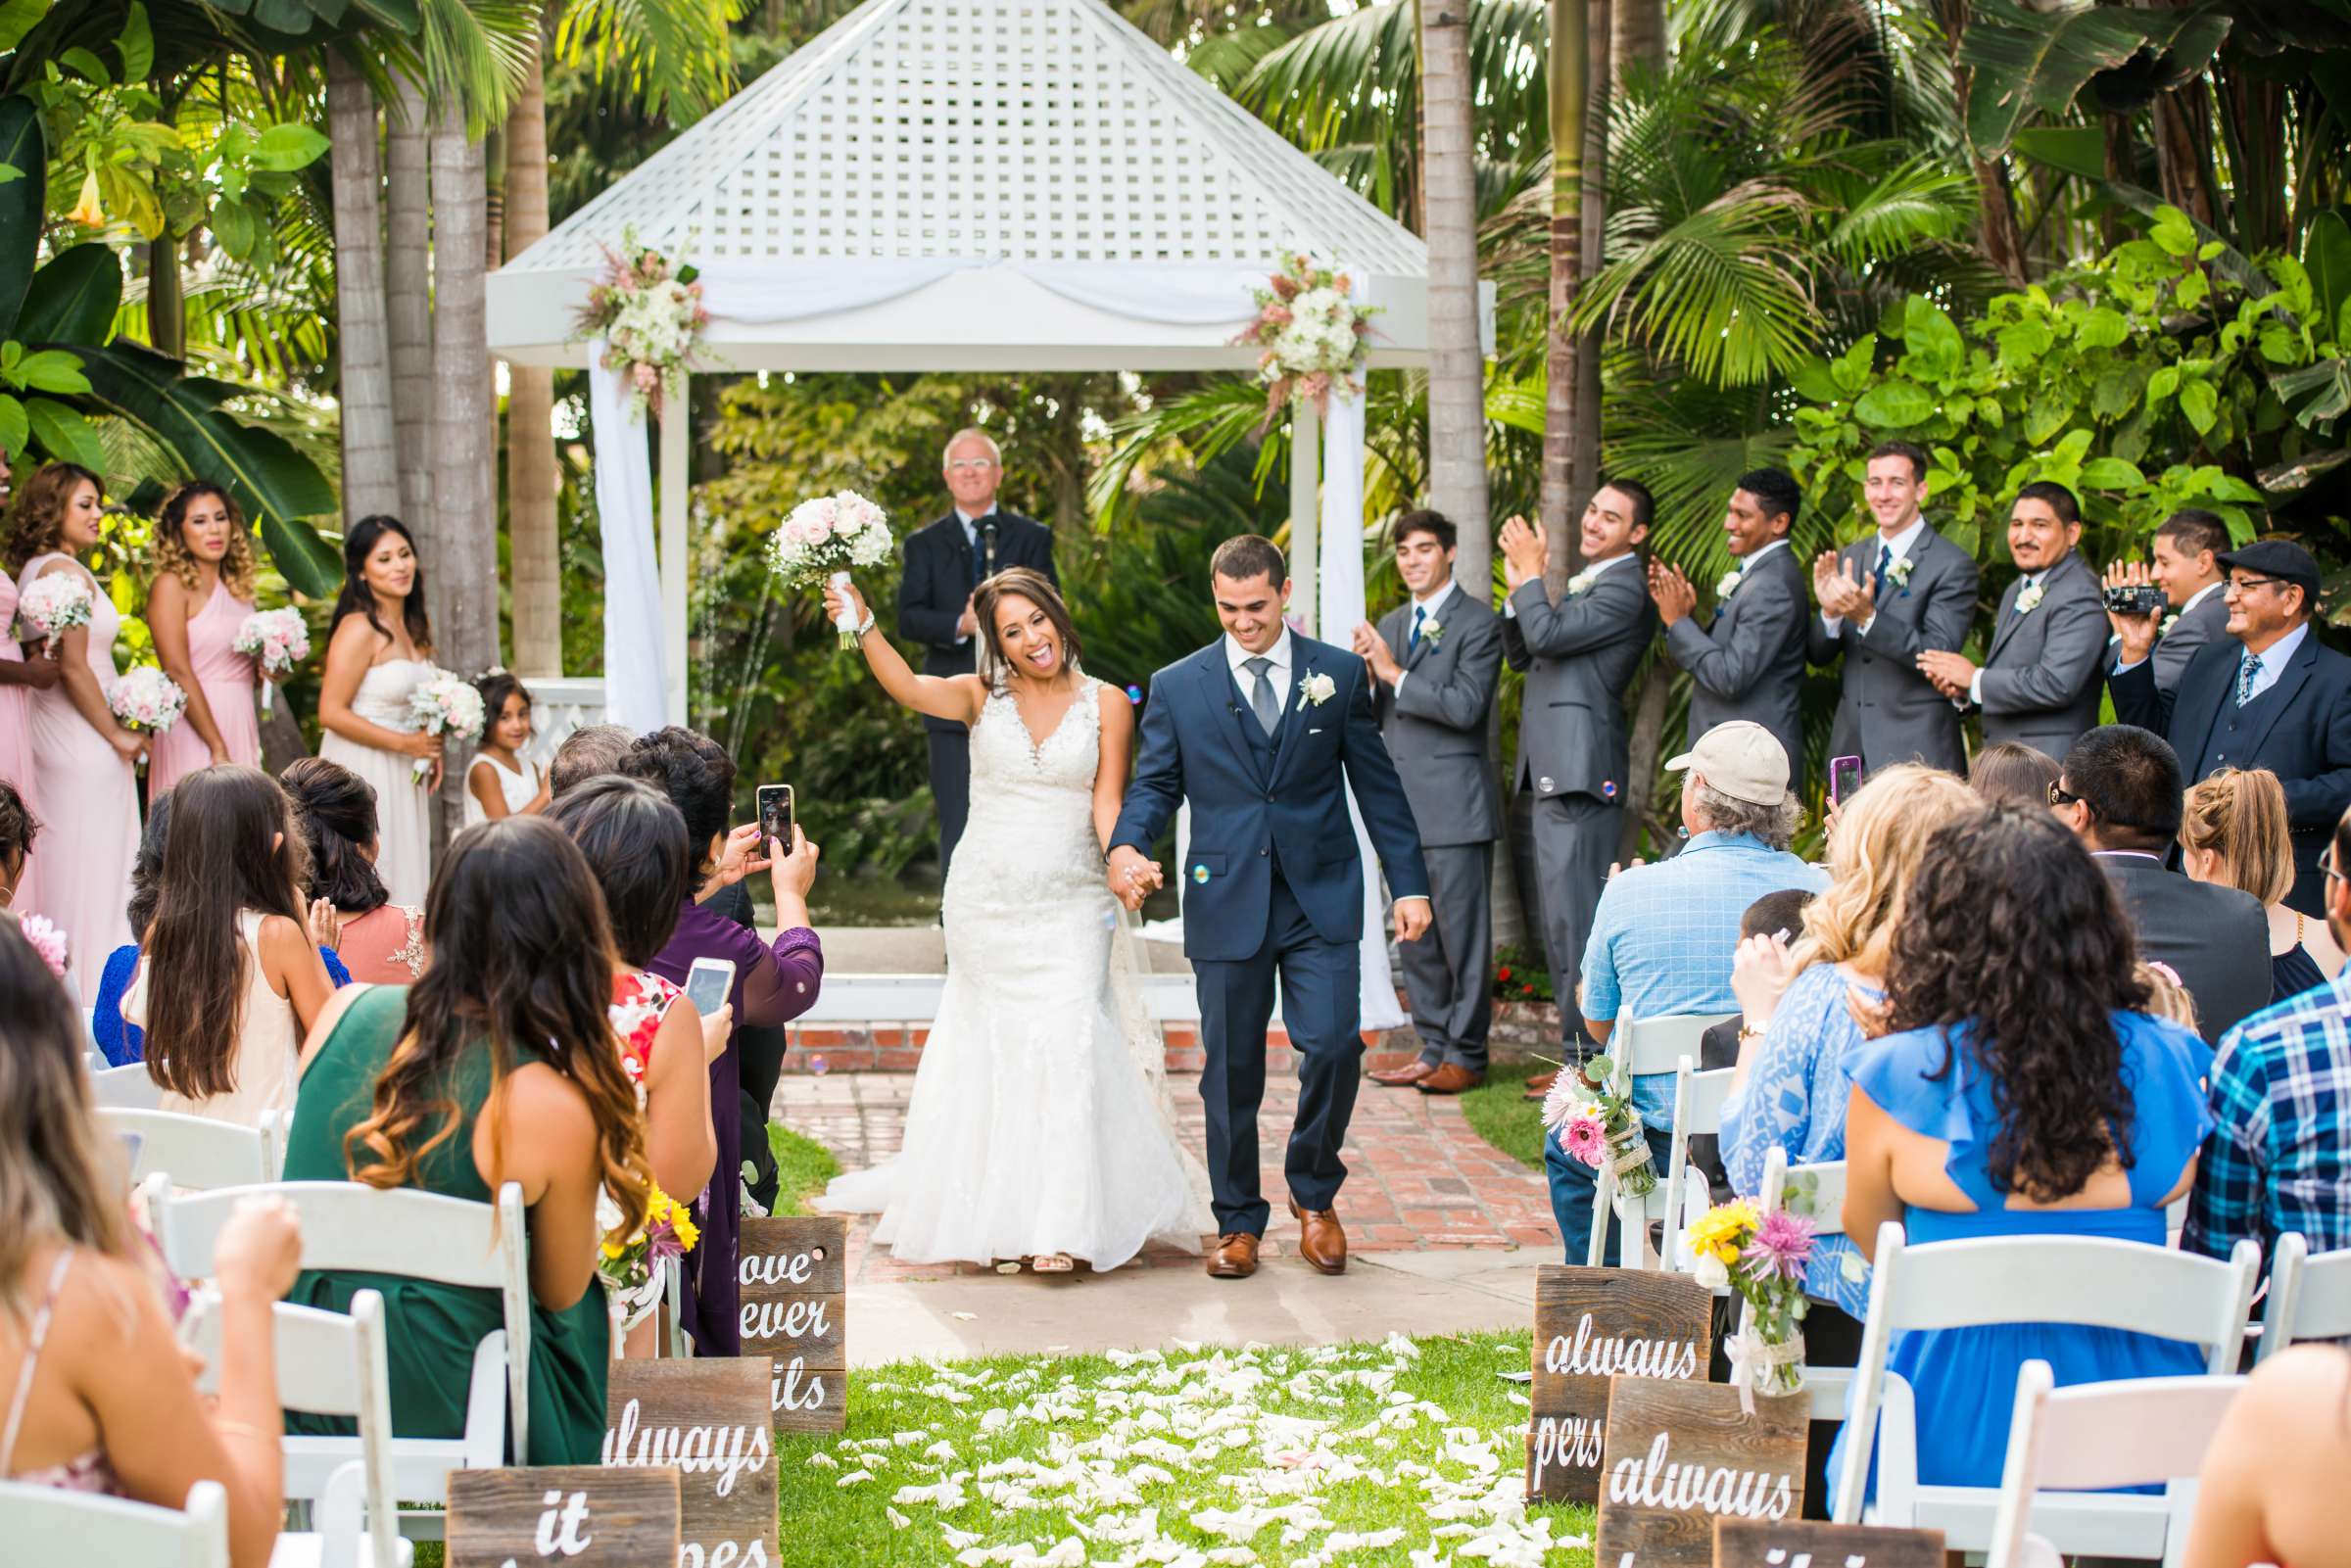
[1831,805,2215,1512]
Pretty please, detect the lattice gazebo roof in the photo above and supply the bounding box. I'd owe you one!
[486,0,1480,371]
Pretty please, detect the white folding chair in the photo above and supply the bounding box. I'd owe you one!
[0,1478,229,1567]
[88,1060,165,1110]
[146,1178,532,1516]
[2256,1232,2351,1360]
[1984,1360,2245,1568]
[1661,1059,1737,1271]
[1833,1222,2261,1558]
[1753,1146,1858,1419]
[1583,1012,1733,1269]
[100,1108,270,1190]
[181,1291,408,1568]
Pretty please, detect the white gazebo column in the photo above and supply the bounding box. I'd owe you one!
[1288,399,1319,634]
[659,381,690,725]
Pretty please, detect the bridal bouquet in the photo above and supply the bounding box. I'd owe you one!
[233,607,311,714]
[598,1184,699,1331]
[765,491,893,648]
[14,572,93,646]
[1540,1059,1658,1198]
[571,230,709,422]
[405,667,485,781]
[109,666,187,738]
[1232,253,1377,424]
[1687,1198,1816,1408]
[14,913,67,979]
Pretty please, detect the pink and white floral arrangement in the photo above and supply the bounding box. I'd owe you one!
[571,229,710,421]
[109,666,187,743]
[406,668,486,781]
[1232,253,1378,423]
[14,573,94,646]
[15,912,67,978]
[764,491,894,648]
[233,607,311,714]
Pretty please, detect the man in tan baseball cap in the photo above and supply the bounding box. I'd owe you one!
[1663,718,1796,816]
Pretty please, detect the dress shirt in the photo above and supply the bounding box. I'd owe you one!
[950,504,997,644]
[1391,579,1458,698]
[1740,538,1792,569]
[2184,972,2351,1266]
[1224,626,1295,713]
[1966,566,2048,706]
[2180,580,2223,619]
[2241,622,2310,703]
[1504,547,1637,620]
[1821,514,1927,639]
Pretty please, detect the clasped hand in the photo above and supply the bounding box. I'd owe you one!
[1497,515,1548,591]
[1105,845,1164,911]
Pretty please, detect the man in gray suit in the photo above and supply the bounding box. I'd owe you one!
[1649,467,1811,792]
[1806,439,1981,776]
[1353,510,1506,1094]
[1497,481,1659,1051]
[2104,507,2232,692]
[1918,481,2107,761]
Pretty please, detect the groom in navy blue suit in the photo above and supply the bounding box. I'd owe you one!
[1109,536,1433,1280]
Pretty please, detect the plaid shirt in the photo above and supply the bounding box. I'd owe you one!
[2184,973,2351,1265]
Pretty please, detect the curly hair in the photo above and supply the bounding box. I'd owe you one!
[0,779,37,879]
[4,462,103,575]
[616,727,736,874]
[1884,807,2149,1202]
[1794,763,1981,979]
[151,481,258,602]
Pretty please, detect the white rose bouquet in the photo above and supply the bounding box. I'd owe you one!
[764,491,894,648]
[570,229,712,422]
[405,668,485,782]
[1232,254,1378,426]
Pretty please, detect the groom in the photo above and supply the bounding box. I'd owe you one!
[1109,535,1433,1280]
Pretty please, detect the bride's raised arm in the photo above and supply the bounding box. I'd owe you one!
[827,578,986,727]
[1091,681,1137,855]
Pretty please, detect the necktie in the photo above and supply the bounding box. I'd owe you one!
[1872,543,1893,601]
[969,518,992,588]
[1244,656,1280,737]
[1409,605,1426,651]
[2238,650,2260,707]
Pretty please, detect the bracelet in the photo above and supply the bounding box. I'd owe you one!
[855,611,877,640]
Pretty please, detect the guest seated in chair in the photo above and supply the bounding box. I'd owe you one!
[2182,1344,2351,1568]
[1830,806,2216,1509]
[0,917,302,1568]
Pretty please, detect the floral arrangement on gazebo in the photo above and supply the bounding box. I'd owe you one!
[1233,254,1377,421]
[573,230,711,421]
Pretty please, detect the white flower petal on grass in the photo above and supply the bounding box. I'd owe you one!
[887,1508,912,1529]
[836,1469,872,1488]
[804,1451,838,1469]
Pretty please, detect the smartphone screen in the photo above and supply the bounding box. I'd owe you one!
[685,957,735,1017]
[1828,755,1863,806]
[756,784,793,849]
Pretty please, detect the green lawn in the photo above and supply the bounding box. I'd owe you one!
[1458,1060,1550,1170]
[767,1119,842,1216]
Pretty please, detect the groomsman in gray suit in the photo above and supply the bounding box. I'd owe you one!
[1805,440,1981,776]
[1497,482,1659,1051]
[2104,508,2232,692]
[1918,481,2107,761]
[1353,510,1506,1095]
[1648,467,1811,792]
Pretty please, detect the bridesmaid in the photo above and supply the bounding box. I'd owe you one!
[146,480,263,794]
[9,461,139,994]
[0,451,63,916]
[315,517,439,905]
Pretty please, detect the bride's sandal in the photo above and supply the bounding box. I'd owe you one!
[1031,1253,1077,1274]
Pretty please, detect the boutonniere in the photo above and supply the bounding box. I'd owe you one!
[2161,612,2181,637]
[1885,554,1915,590]
[1715,566,1745,598]
[1418,618,1444,648]
[1300,671,1337,707]
[1566,567,1599,597]
[2016,581,2045,614]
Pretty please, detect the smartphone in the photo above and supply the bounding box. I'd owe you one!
[756,784,794,850]
[685,956,736,1017]
[1828,755,1864,807]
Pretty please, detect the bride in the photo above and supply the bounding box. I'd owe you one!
[814,568,1210,1272]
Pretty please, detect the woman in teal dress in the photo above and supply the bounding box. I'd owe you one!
[1831,806,2216,1514]
[282,816,653,1464]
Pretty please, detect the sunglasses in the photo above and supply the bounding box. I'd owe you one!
[2047,780,2173,835]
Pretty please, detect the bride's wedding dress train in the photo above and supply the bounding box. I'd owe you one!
[816,675,1211,1268]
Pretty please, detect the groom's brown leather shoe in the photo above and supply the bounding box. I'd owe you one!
[1206,1233,1260,1279]
[1368,1060,1440,1088]
[1416,1064,1485,1095]
[1288,1198,1347,1275]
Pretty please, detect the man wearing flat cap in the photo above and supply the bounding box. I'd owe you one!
[2111,537,2351,916]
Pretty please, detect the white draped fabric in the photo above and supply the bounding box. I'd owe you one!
[587,346,669,735]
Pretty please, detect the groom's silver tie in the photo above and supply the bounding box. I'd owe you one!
[1244,655,1280,737]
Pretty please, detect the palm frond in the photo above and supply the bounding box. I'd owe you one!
[553,0,740,122]
[1577,183,1822,386]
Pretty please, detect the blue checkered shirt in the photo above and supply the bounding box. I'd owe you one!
[2183,973,2351,1266]
[1578,831,1828,1130]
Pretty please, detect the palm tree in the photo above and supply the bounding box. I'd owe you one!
[1540,0,1590,584]
[1418,0,1491,590]
[327,49,401,522]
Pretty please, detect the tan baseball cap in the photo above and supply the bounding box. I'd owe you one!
[1665,720,1791,807]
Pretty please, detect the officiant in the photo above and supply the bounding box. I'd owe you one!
[896,427,1059,877]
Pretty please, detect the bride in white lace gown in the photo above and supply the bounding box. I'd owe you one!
[814,570,1211,1271]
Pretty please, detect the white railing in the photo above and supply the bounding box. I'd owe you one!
[516,676,608,774]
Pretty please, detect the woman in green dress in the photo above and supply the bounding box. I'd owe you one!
[282,815,652,1464]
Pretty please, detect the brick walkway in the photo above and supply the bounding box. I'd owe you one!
[776,1069,1559,1283]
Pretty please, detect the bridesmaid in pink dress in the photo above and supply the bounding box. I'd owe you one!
[9,462,141,994]
[0,455,64,916]
[145,481,263,795]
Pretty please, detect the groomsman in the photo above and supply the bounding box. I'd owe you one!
[1805,439,1980,776]
[1498,483,1658,1052]
[1917,481,2106,761]
[1648,467,1810,792]
[895,428,1057,877]
[1353,510,1505,1095]
[2106,508,2232,692]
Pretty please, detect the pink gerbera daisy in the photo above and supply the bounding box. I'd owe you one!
[1559,1109,1607,1168]
[1742,1209,1817,1281]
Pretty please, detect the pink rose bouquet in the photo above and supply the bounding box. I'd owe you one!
[233,608,311,714]
[406,667,486,782]
[764,491,894,648]
[109,666,187,742]
[14,573,94,645]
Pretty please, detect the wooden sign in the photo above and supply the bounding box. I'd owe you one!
[737,1214,846,1434]
[1525,1264,1714,1505]
[603,1359,779,1567]
[447,1464,680,1568]
[1714,1517,1945,1568]
[1593,1379,1809,1568]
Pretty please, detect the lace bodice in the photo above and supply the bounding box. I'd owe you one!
[948,676,1108,905]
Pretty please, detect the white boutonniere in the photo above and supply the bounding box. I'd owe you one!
[1715,567,1745,598]
[1566,568,1599,597]
[1419,618,1443,648]
[1301,671,1336,707]
[2160,612,2181,637]
[2016,581,2045,614]
[1885,554,1915,590]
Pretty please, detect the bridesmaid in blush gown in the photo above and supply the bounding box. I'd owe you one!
[316,516,439,905]
[8,462,140,994]
[145,481,263,795]
[0,454,65,916]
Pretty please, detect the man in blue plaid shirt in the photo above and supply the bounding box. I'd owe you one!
[2184,816,2351,1265]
